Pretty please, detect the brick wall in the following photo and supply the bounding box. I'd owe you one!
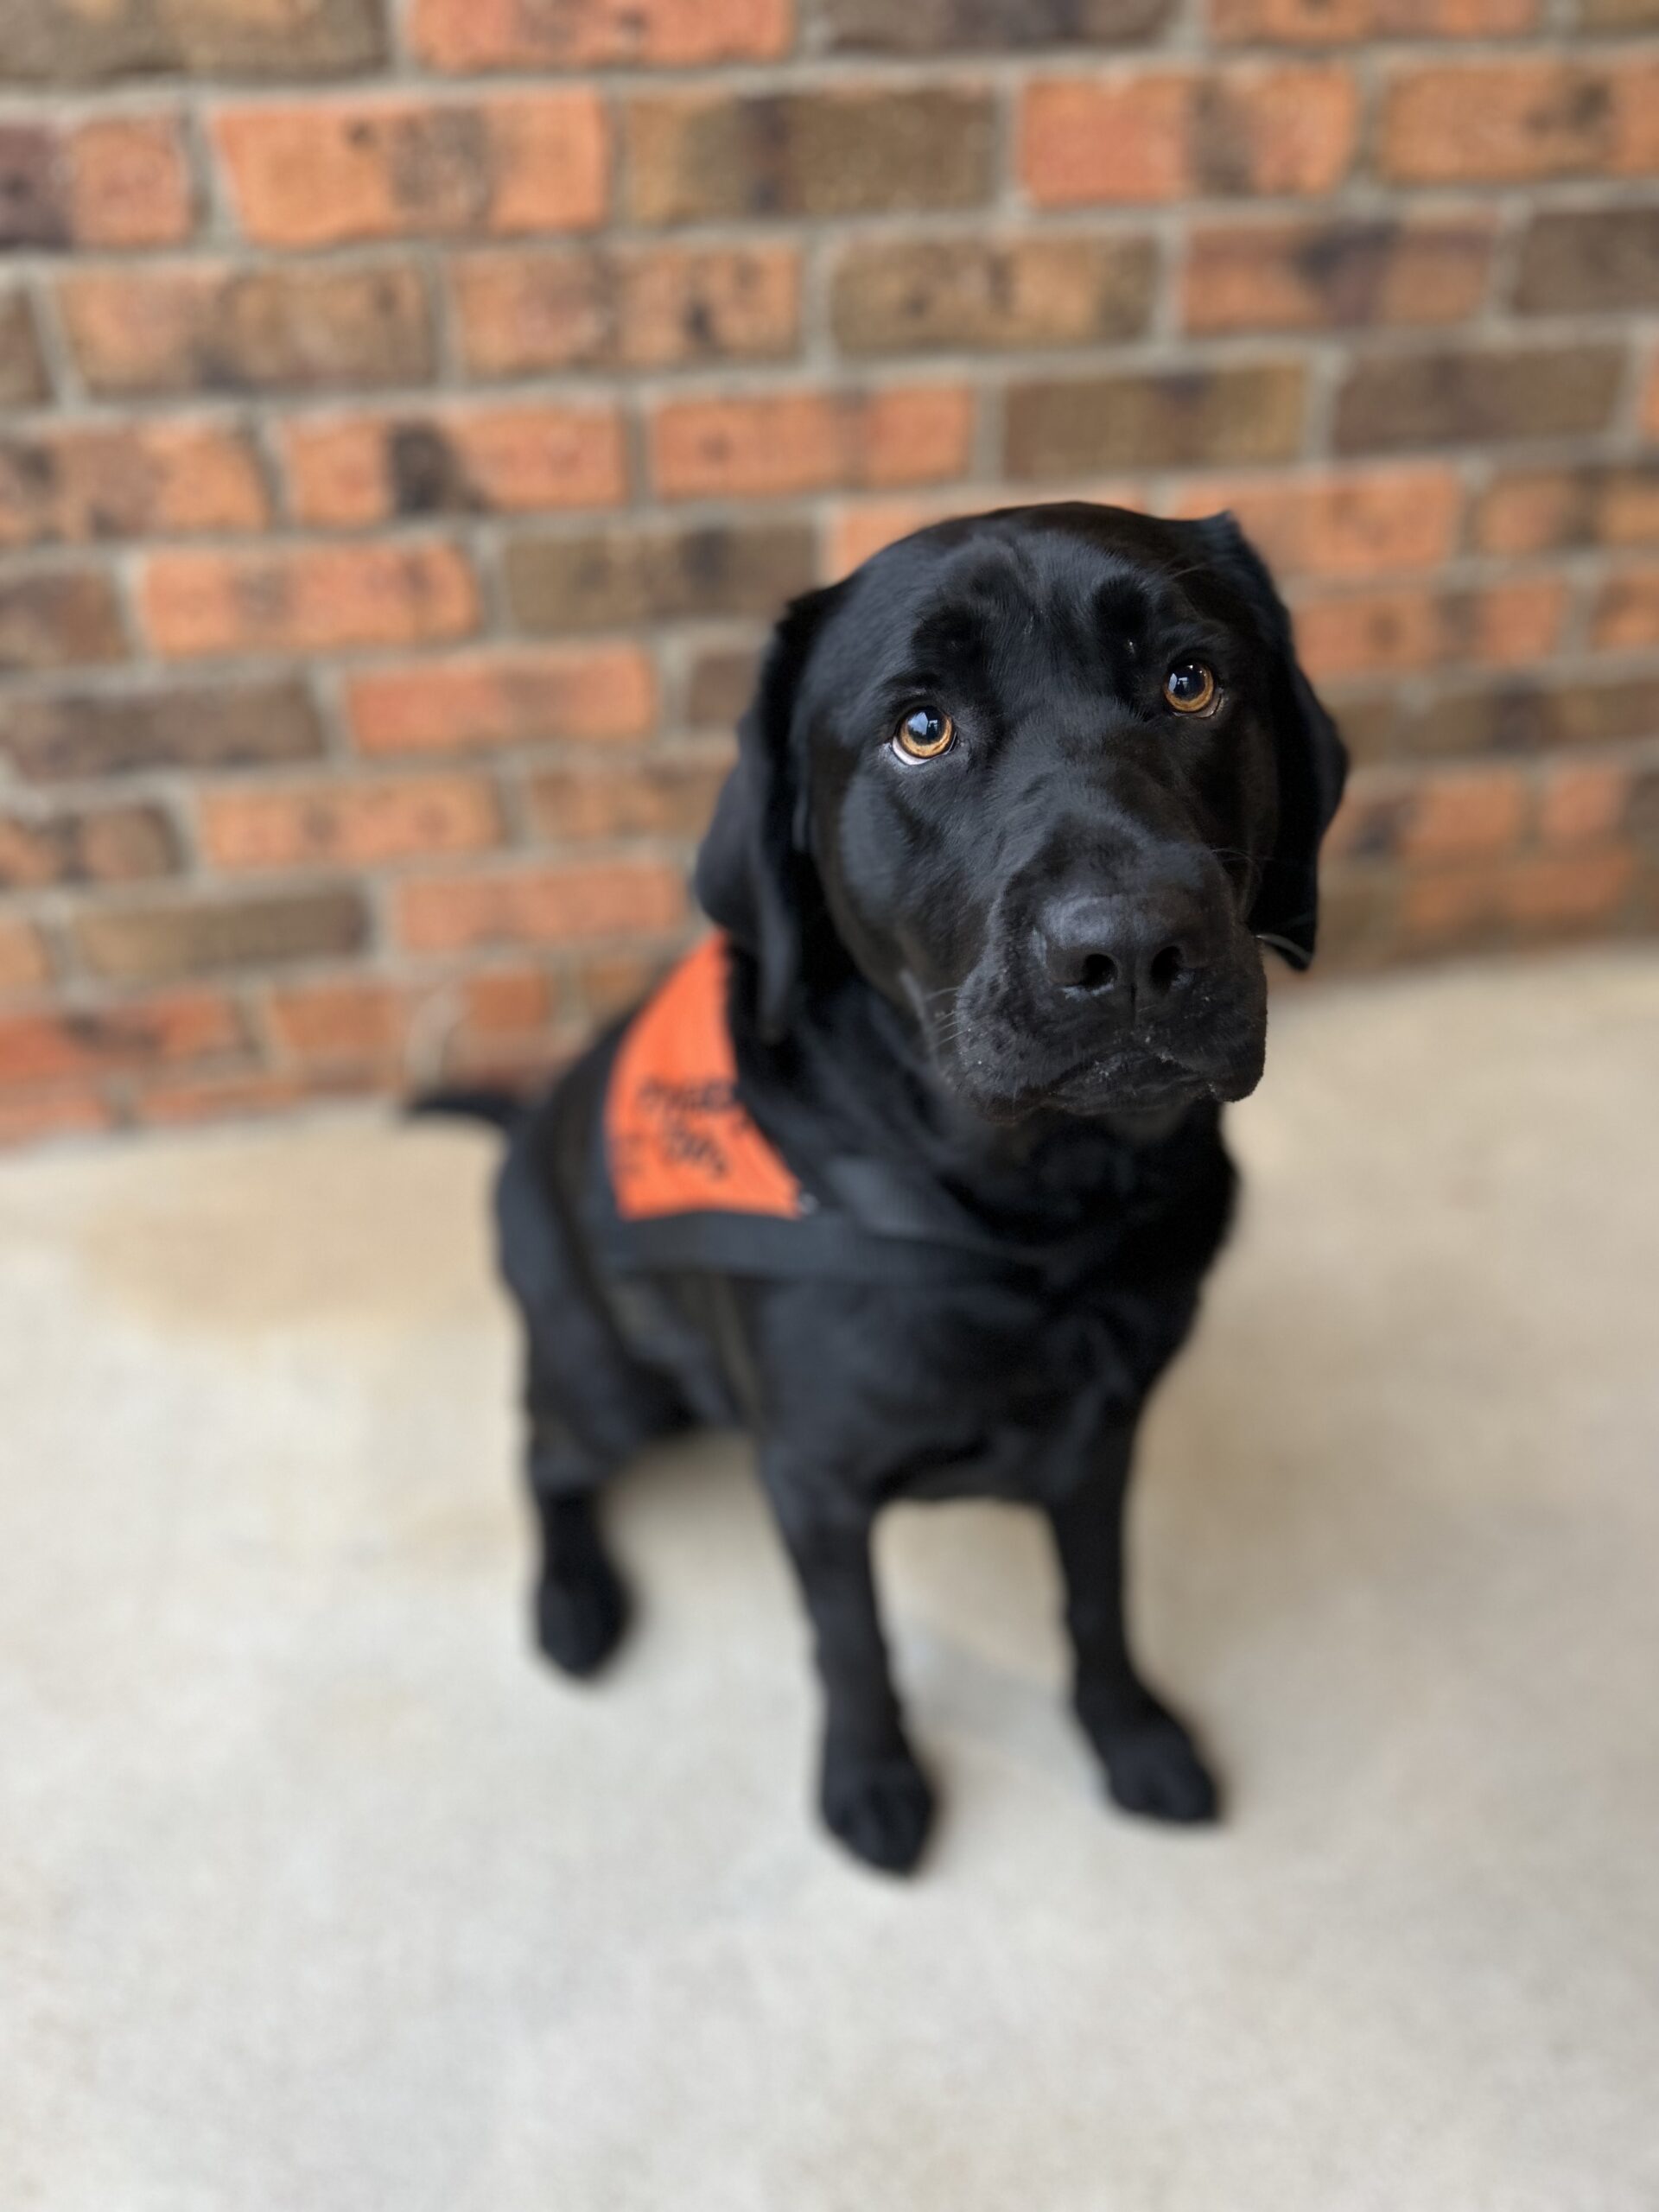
[2,0,1658,1144]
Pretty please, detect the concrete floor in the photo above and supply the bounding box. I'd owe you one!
[3,950,1659,2212]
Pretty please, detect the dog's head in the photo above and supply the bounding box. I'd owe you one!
[696,504,1347,1123]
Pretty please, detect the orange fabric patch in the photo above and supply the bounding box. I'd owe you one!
[606,933,803,1223]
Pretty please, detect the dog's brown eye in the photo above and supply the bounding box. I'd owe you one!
[893,707,955,760]
[1163,662,1217,715]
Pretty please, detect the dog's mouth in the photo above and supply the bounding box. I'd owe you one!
[1049,1047,1230,1111]
[917,1001,1266,1124]
[947,1050,1230,1126]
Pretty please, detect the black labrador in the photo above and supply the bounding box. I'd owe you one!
[438,503,1346,1875]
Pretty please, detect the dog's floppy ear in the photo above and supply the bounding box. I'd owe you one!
[1197,513,1349,970]
[694,584,842,1043]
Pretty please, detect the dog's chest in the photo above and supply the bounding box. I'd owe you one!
[748,1257,1203,1504]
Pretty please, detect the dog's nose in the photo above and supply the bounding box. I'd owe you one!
[1038,891,1210,1014]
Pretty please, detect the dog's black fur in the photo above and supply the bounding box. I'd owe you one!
[444,504,1346,1875]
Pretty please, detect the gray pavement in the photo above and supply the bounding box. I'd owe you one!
[3,949,1657,2211]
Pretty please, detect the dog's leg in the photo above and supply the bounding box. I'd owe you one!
[1049,1425,1218,1824]
[495,1136,671,1681]
[524,1382,629,1679]
[763,1471,932,1876]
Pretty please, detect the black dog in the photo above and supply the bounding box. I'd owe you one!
[437,504,1346,1875]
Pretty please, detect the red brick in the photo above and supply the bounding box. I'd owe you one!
[1591,567,1659,650]
[452,244,800,378]
[1402,676,1659,759]
[215,92,609,250]
[504,518,816,632]
[283,403,627,528]
[832,234,1156,354]
[57,263,434,398]
[1021,67,1358,207]
[1212,0,1535,35]
[334,966,564,1083]
[1326,697,1406,768]
[1538,761,1630,846]
[0,1090,114,1147]
[1183,215,1494,334]
[626,86,995,225]
[395,860,686,951]
[526,756,729,844]
[456,965,556,1035]
[67,118,194,247]
[0,0,384,81]
[0,116,192,249]
[651,386,974,501]
[1321,772,1409,864]
[1471,465,1659,556]
[824,0,1168,40]
[0,571,126,672]
[202,775,502,872]
[411,0,790,70]
[1472,472,1577,557]
[1486,462,1659,553]
[141,542,479,659]
[1464,575,1576,664]
[347,646,658,755]
[1334,345,1624,452]
[0,423,267,550]
[1007,364,1306,477]
[0,802,177,889]
[1515,207,1659,313]
[1598,469,1659,550]
[580,946,670,1020]
[1402,849,1635,943]
[605,244,801,367]
[265,976,405,1062]
[1167,465,1463,575]
[1380,59,1659,185]
[74,887,369,982]
[0,917,51,996]
[1292,579,1568,681]
[4,681,324,783]
[0,990,242,1086]
[1501,851,1636,925]
[1398,868,1499,944]
[0,291,47,408]
[0,124,62,249]
[1400,766,1529,861]
[686,643,760,728]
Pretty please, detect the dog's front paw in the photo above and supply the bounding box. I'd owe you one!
[534,1551,627,1678]
[1081,1694,1220,1826]
[821,1741,934,1876]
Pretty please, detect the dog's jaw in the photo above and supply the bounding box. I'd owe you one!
[902,949,1268,1128]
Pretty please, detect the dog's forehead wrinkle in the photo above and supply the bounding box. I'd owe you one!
[918,536,1100,648]
[862,531,1230,726]
[907,595,995,682]
[1090,564,1154,631]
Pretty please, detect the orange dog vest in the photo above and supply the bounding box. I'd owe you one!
[606,934,804,1226]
